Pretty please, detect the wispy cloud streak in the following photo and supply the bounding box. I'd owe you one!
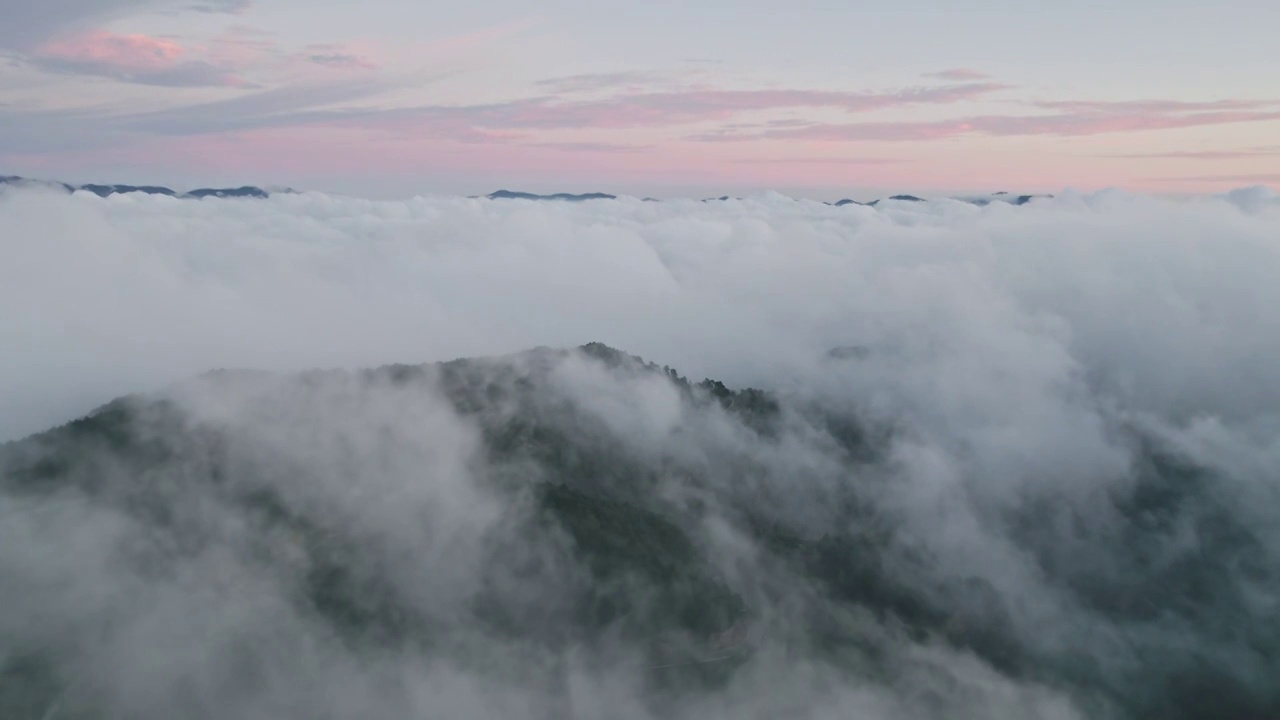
[693,100,1280,142]
[1149,173,1280,184]
[1106,146,1280,160]
[924,68,991,81]
[315,82,1010,133]
[187,0,253,13]
[730,156,901,165]
[304,52,377,71]
[33,30,247,87]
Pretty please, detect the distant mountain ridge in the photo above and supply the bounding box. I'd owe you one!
[480,189,617,202]
[486,189,1052,206]
[0,175,273,199]
[2,174,1051,205]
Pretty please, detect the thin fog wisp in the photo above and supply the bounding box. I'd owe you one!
[0,186,1279,719]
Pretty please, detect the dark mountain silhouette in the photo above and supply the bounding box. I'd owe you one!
[2,175,1055,207]
[79,184,177,198]
[481,190,1051,207]
[184,186,270,199]
[0,175,271,199]
[867,194,925,206]
[962,192,1053,206]
[0,175,75,193]
[483,189,617,201]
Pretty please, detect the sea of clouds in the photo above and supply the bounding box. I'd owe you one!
[2,185,1277,443]
[1,184,1279,719]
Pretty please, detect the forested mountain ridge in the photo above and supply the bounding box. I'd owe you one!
[0,343,1275,719]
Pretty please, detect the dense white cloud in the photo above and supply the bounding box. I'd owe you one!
[1,185,1277,443]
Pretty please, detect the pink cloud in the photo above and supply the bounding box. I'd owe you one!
[34,30,245,87]
[631,83,1006,114]
[1148,173,1280,185]
[1105,146,1280,160]
[925,68,991,81]
[698,105,1280,142]
[731,156,901,165]
[692,121,964,142]
[963,109,1280,136]
[535,71,662,94]
[530,141,652,153]
[39,31,185,72]
[236,82,1008,143]
[1036,99,1275,113]
[414,82,1009,132]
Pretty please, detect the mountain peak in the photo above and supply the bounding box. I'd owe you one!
[0,175,271,199]
[486,190,616,201]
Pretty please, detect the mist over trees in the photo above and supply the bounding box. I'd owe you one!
[2,343,1277,719]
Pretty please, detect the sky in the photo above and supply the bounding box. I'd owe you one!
[0,0,1278,199]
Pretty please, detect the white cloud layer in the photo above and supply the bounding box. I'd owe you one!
[1,185,1277,443]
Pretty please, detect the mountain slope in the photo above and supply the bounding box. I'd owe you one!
[0,344,1275,719]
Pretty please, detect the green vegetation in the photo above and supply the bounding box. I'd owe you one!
[2,343,1277,719]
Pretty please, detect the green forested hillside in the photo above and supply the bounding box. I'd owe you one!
[1,344,1276,720]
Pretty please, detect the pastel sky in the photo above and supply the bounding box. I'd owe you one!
[1,0,1277,199]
